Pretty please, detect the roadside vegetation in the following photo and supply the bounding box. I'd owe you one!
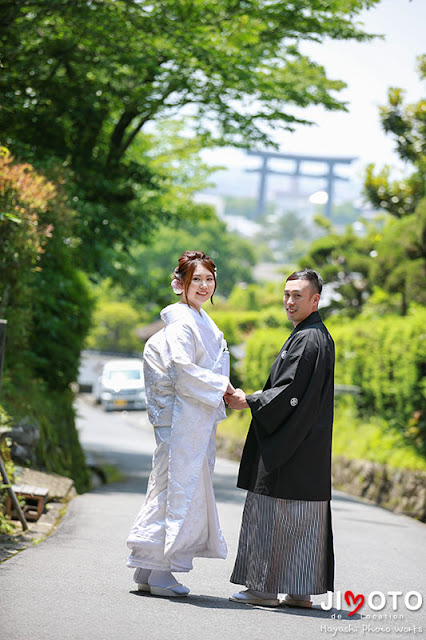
[216,306,426,473]
[0,2,424,531]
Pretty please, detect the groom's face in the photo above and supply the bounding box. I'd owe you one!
[283,279,320,327]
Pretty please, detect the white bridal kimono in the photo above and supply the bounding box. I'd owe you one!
[126,302,229,572]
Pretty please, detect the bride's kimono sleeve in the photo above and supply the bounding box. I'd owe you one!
[165,321,229,408]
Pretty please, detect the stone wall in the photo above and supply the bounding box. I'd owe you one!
[332,456,426,523]
[216,435,426,523]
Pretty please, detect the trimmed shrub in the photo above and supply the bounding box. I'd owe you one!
[238,309,426,456]
[243,327,284,390]
[209,310,260,346]
[86,300,144,354]
[329,308,426,454]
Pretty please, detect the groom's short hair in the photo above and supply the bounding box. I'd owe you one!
[286,269,323,295]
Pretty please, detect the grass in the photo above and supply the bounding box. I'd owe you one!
[217,402,426,472]
[332,401,426,472]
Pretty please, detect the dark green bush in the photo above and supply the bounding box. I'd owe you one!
[0,152,91,491]
[329,308,426,454]
[1,373,90,494]
[31,261,94,391]
[241,309,426,455]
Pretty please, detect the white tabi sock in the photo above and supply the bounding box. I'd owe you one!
[148,571,181,589]
[133,568,151,584]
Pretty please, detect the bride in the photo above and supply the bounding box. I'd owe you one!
[126,250,234,597]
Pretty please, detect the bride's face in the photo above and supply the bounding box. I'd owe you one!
[182,264,216,311]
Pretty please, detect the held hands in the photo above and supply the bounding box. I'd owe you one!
[224,382,237,407]
[226,382,236,397]
[224,384,249,410]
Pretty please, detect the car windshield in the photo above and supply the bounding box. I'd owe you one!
[107,369,142,381]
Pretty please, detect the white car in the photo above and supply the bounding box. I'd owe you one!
[95,359,146,411]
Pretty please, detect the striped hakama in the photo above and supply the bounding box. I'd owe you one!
[230,491,333,595]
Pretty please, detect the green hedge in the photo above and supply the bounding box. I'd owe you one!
[210,308,290,387]
[329,309,425,454]
[243,327,284,390]
[239,309,426,455]
[210,307,288,346]
[209,310,260,346]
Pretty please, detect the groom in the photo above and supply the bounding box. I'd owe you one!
[225,269,335,608]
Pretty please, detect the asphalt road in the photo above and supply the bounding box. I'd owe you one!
[1,396,425,640]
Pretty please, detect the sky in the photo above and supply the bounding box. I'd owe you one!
[201,0,426,197]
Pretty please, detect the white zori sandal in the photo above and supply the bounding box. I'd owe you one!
[149,584,190,597]
[147,570,190,597]
[229,589,280,607]
[280,594,313,608]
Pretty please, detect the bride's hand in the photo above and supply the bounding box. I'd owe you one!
[226,382,236,395]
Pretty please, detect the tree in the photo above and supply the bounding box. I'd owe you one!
[0,149,91,490]
[0,150,94,390]
[1,0,380,272]
[299,215,375,316]
[364,55,426,314]
[0,147,56,356]
[299,56,426,316]
[86,300,144,354]
[95,214,257,317]
[258,210,317,262]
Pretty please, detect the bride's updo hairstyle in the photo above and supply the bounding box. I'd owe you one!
[171,250,217,307]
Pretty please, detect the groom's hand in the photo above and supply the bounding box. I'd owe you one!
[226,388,249,410]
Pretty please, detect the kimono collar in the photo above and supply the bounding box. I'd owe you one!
[291,310,323,335]
[160,302,202,325]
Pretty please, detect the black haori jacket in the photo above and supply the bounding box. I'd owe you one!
[238,311,335,501]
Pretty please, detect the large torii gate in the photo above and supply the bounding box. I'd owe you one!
[246,150,357,219]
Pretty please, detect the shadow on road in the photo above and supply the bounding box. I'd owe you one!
[128,590,363,619]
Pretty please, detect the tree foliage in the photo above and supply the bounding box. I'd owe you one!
[95,213,257,318]
[0,148,56,356]
[299,215,375,316]
[1,0,380,271]
[0,150,91,489]
[86,300,145,354]
[259,210,318,262]
[363,55,426,314]
[299,57,426,316]
[364,55,425,217]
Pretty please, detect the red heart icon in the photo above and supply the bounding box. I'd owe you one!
[345,590,365,616]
